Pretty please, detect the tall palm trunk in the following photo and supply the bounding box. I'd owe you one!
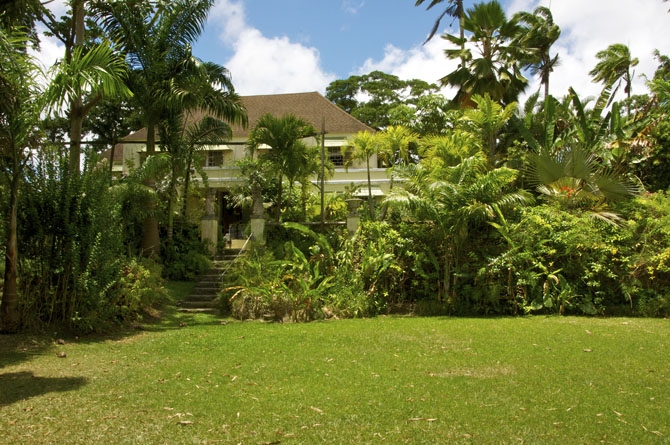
[181,154,193,219]
[1,172,21,333]
[275,174,284,222]
[366,156,373,219]
[141,122,160,257]
[166,161,179,240]
[68,0,85,174]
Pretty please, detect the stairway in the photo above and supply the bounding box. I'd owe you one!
[177,248,242,314]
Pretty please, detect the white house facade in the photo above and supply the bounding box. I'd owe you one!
[116,92,392,246]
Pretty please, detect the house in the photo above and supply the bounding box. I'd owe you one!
[117,91,391,246]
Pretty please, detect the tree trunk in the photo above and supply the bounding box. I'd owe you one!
[108,142,117,183]
[1,173,21,333]
[141,122,161,257]
[181,154,193,218]
[366,157,373,219]
[70,103,84,173]
[275,174,283,222]
[166,162,178,240]
[68,0,86,174]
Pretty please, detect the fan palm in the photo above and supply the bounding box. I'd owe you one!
[519,93,642,223]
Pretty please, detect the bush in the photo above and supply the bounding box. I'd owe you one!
[161,221,211,281]
[17,151,130,331]
[637,292,670,317]
[487,204,628,315]
[102,258,169,323]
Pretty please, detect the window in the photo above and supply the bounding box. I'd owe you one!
[328,147,344,167]
[205,150,224,167]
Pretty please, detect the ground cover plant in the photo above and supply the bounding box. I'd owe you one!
[1,311,667,444]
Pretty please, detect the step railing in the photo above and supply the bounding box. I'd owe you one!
[219,232,253,281]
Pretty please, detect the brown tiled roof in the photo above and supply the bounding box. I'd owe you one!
[233,91,374,137]
[121,91,374,142]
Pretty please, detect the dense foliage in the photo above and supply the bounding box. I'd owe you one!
[3,1,670,333]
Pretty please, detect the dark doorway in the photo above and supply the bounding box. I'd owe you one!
[219,191,244,239]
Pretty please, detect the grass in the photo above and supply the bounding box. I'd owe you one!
[0,309,668,444]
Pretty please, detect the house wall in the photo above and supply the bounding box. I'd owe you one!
[121,134,392,195]
[120,133,393,244]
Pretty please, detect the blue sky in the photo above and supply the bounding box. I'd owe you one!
[194,0,441,78]
[189,0,670,101]
[36,0,670,101]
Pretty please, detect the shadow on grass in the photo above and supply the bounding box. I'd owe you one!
[0,334,57,370]
[0,371,88,406]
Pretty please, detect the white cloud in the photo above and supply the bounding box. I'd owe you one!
[29,0,67,74]
[29,32,64,74]
[342,0,366,15]
[356,38,459,95]
[506,0,670,101]
[355,0,670,103]
[210,0,336,95]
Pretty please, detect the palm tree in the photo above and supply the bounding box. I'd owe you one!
[378,125,417,167]
[342,131,380,219]
[415,0,465,48]
[247,113,317,222]
[161,59,246,238]
[589,43,639,108]
[514,6,561,102]
[40,1,132,174]
[0,30,44,332]
[94,0,216,256]
[387,153,532,300]
[440,1,528,108]
[518,92,642,223]
[46,41,132,173]
[458,94,517,166]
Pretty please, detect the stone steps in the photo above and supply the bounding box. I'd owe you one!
[177,248,246,314]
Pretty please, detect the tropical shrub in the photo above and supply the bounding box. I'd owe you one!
[489,204,630,315]
[160,220,211,281]
[617,192,670,316]
[18,151,129,331]
[108,257,169,322]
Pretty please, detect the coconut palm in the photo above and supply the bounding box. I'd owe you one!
[415,0,465,48]
[94,0,216,256]
[247,113,317,222]
[589,43,639,107]
[441,1,528,108]
[514,6,561,102]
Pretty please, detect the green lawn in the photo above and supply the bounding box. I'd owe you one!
[1,310,668,444]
